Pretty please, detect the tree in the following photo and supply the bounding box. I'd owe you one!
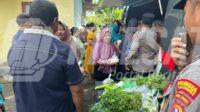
[85,7,123,26]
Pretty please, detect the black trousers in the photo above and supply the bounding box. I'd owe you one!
[93,65,109,81]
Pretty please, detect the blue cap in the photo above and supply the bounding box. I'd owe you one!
[174,0,187,9]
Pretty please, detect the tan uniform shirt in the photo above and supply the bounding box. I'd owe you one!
[125,27,159,73]
[166,58,200,112]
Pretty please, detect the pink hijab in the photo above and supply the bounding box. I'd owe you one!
[93,28,116,74]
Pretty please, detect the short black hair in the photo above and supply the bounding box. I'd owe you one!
[16,13,30,25]
[70,27,78,36]
[86,22,95,28]
[114,20,122,27]
[58,21,68,31]
[85,23,90,28]
[154,20,163,27]
[29,0,58,26]
[142,13,155,26]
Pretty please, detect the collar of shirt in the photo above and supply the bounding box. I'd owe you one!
[23,28,61,41]
[191,44,200,63]
[141,27,151,31]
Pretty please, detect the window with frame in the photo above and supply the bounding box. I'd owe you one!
[22,2,32,14]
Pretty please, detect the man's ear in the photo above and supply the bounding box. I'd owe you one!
[52,17,59,33]
[53,17,59,27]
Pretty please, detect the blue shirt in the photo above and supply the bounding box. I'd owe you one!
[8,28,84,112]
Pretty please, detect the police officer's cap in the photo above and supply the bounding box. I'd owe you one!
[142,13,155,25]
[174,0,187,9]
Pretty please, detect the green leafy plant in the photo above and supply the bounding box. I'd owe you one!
[85,7,123,25]
[146,74,167,91]
[95,83,115,90]
[130,74,167,91]
[90,103,111,112]
[90,88,142,112]
[91,74,166,112]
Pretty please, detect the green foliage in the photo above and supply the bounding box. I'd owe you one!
[131,74,167,91]
[95,83,115,90]
[91,74,166,112]
[146,75,167,91]
[90,88,142,112]
[85,7,123,25]
[90,103,111,112]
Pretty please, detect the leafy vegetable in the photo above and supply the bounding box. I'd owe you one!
[95,83,115,90]
[90,88,142,112]
[92,74,166,112]
[141,96,158,112]
[129,74,167,91]
[90,103,111,112]
[133,76,148,86]
[146,75,167,91]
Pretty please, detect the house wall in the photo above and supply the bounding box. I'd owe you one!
[0,0,75,63]
[74,0,83,27]
[56,0,74,26]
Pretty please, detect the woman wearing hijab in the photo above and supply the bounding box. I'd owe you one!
[55,21,83,70]
[93,27,118,81]
[93,27,118,97]
[84,23,96,75]
[110,20,123,43]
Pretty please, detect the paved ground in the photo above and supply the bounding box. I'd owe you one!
[82,76,96,112]
[3,83,16,112]
[2,76,96,112]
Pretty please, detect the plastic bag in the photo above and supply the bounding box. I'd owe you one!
[108,54,119,64]
[103,74,114,84]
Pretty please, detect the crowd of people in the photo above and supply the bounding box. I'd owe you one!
[4,0,200,112]
[8,7,168,112]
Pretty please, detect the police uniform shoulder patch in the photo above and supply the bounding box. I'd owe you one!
[174,93,191,106]
[171,103,185,112]
[176,79,200,100]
